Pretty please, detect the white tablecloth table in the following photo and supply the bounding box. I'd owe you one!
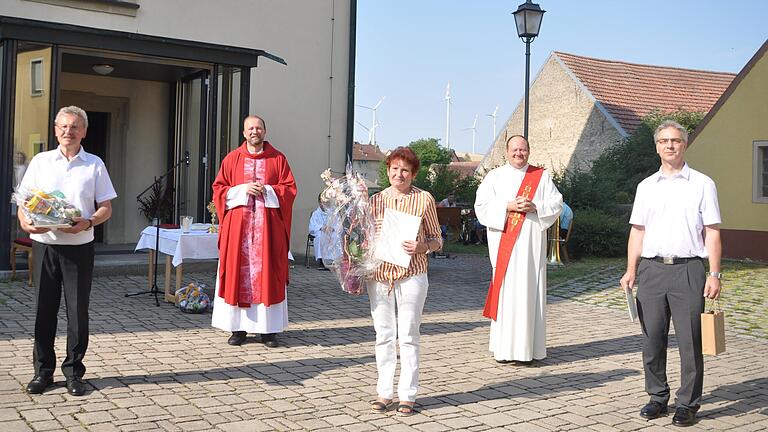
[135,225,218,302]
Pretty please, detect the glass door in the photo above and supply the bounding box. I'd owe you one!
[214,66,244,171]
[12,42,53,243]
[174,70,209,223]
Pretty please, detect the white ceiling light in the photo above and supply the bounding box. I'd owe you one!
[92,64,115,75]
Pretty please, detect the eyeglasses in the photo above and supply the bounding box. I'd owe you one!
[656,138,684,145]
[55,124,81,132]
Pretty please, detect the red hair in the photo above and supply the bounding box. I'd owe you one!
[386,146,420,173]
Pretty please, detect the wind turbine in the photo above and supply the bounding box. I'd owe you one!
[462,115,479,153]
[355,96,385,146]
[486,106,499,141]
[444,82,452,149]
[355,121,373,144]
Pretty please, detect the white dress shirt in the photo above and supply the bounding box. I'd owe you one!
[629,163,721,258]
[19,146,117,245]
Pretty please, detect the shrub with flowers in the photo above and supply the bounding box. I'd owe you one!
[319,165,380,295]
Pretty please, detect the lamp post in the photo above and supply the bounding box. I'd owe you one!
[512,0,545,140]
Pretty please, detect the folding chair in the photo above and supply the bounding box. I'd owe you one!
[304,234,315,267]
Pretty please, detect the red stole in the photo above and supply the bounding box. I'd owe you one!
[212,142,297,307]
[482,165,544,321]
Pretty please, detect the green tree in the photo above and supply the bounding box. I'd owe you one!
[428,164,460,200]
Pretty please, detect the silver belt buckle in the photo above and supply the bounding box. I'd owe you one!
[663,256,675,265]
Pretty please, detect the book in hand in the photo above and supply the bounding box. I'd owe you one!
[625,286,639,322]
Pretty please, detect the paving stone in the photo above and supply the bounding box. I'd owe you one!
[0,257,765,431]
[20,408,54,422]
[27,420,62,431]
[3,422,32,432]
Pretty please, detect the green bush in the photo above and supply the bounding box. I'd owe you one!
[567,209,629,259]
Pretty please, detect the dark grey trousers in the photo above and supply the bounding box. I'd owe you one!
[636,258,705,411]
[32,241,95,379]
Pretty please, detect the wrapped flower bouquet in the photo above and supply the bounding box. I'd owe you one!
[319,165,380,295]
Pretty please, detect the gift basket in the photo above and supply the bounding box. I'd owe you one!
[319,165,380,295]
[175,282,211,313]
[12,186,81,228]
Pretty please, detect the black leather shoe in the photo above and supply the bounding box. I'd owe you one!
[26,375,53,394]
[66,377,87,396]
[228,331,247,346]
[672,407,695,427]
[262,333,279,348]
[495,359,512,364]
[640,401,668,419]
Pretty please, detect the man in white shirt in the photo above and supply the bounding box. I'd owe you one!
[18,106,117,396]
[620,120,722,427]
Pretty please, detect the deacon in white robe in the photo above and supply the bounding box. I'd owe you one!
[308,205,330,263]
[474,135,562,362]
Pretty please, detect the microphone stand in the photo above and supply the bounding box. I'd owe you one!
[126,151,190,306]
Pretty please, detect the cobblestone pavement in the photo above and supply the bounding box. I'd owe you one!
[549,261,768,340]
[0,255,766,431]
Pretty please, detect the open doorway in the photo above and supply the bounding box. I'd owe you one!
[81,110,110,243]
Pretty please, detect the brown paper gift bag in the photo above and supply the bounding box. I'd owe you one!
[701,299,725,356]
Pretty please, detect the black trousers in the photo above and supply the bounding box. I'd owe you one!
[32,241,95,379]
[636,258,705,411]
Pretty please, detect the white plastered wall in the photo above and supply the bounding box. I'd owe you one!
[3,0,352,252]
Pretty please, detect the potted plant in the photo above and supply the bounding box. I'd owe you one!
[137,180,174,224]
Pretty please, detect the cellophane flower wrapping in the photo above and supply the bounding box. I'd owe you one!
[318,165,380,295]
[11,185,81,227]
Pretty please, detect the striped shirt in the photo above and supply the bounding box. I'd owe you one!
[370,186,442,283]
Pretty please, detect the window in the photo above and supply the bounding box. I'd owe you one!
[754,141,768,203]
[30,58,43,96]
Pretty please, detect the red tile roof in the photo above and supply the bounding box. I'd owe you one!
[447,161,479,178]
[352,142,386,161]
[554,52,736,135]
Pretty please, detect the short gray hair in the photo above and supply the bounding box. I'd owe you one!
[56,106,89,129]
[653,120,688,143]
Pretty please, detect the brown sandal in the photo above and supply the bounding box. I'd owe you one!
[396,403,418,416]
[371,399,395,413]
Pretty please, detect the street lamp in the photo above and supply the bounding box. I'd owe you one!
[512,0,545,140]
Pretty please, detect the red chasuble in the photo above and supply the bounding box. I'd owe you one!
[482,165,544,321]
[212,142,297,307]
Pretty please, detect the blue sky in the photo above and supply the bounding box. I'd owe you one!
[354,1,767,154]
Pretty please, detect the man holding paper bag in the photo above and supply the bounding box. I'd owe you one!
[620,120,722,427]
[475,135,563,365]
[367,147,442,416]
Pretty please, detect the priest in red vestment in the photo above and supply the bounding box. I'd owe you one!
[211,115,297,347]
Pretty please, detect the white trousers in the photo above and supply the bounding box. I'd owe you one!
[367,273,429,402]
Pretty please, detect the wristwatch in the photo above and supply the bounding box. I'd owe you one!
[85,219,94,231]
[707,271,722,279]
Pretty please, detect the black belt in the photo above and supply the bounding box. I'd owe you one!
[647,256,702,265]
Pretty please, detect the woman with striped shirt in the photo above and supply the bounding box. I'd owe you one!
[368,147,442,416]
